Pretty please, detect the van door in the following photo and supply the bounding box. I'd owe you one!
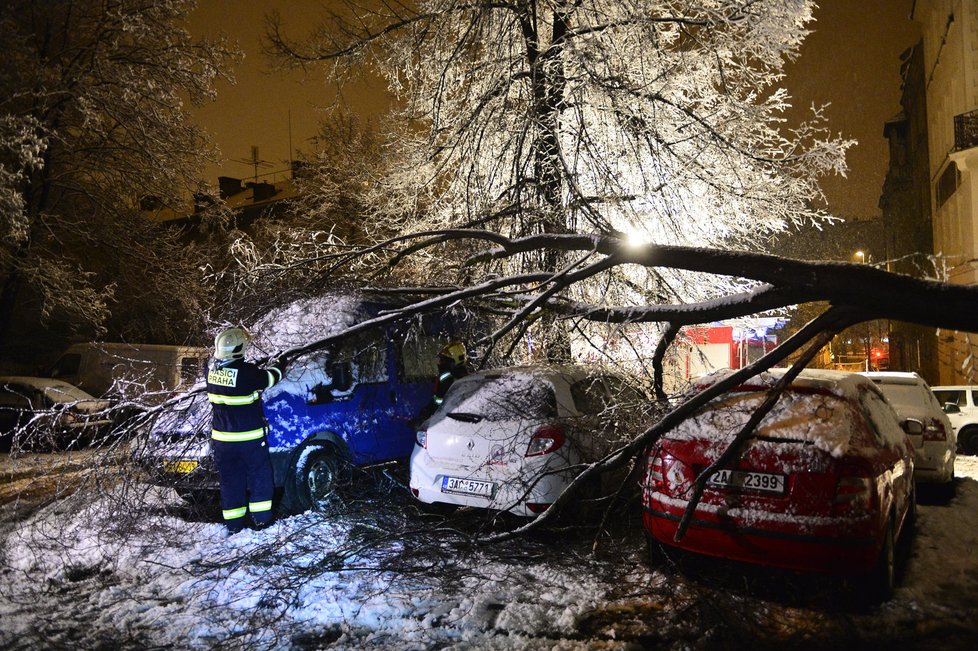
[283,331,402,465]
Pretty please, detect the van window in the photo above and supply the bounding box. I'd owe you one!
[50,353,81,379]
[180,356,202,383]
[335,332,388,384]
[400,335,444,380]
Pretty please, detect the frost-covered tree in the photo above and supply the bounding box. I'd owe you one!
[0,0,238,352]
[268,1,850,270]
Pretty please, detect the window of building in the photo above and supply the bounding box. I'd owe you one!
[936,162,960,208]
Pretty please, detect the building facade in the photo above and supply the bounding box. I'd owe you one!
[912,0,978,384]
[880,36,940,383]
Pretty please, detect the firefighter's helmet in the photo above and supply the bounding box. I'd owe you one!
[439,341,467,367]
[214,327,251,361]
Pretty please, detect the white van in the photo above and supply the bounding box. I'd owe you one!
[50,342,209,402]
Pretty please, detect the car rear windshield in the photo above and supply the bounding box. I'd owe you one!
[874,382,934,409]
[673,388,863,457]
[441,374,557,421]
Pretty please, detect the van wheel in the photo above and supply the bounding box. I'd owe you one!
[293,445,343,512]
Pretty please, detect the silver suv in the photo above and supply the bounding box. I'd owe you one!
[932,386,978,455]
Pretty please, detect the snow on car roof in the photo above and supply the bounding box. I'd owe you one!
[692,367,868,400]
[248,293,364,354]
[861,371,924,386]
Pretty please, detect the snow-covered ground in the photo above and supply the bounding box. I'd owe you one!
[1,456,978,649]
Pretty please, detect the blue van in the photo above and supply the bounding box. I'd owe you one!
[142,294,466,513]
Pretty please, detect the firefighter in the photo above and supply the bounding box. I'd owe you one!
[418,341,469,423]
[206,327,284,534]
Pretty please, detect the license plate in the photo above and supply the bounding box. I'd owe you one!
[708,469,786,494]
[162,460,199,474]
[441,476,495,497]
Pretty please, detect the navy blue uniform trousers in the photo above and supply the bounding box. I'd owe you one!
[212,436,274,532]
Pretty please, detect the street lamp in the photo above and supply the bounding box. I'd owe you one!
[855,250,865,264]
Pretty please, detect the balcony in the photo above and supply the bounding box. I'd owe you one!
[954,109,978,151]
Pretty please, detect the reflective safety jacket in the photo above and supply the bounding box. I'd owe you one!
[206,359,283,442]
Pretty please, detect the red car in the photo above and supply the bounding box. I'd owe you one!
[642,368,919,600]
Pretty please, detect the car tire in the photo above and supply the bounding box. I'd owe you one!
[866,518,896,604]
[645,532,668,566]
[959,427,978,455]
[291,444,345,513]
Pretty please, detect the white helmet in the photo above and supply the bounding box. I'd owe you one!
[214,327,250,361]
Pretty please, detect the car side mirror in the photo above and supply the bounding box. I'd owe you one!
[943,403,961,414]
[901,418,924,436]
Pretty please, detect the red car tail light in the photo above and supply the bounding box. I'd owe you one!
[525,424,565,457]
[833,460,877,515]
[923,418,948,442]
[526,502,551,513]
[649,451,694,497]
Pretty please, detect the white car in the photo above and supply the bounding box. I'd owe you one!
[409,365,647,517]
[931,385,978,455]
[862,371,955,486]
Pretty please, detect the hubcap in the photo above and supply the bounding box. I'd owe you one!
[307,458,336,502]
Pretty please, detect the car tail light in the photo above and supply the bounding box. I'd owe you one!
[525,425,565,457]
[648,451,694,497]
[411,488,419,498]
[415,429,427,448]
[923,418,948,442]
[833,461,877,515]
[526,502,551,514]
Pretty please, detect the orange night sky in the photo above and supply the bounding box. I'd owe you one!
[190,0,920,220]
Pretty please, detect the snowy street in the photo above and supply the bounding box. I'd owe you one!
[1,452,977,649]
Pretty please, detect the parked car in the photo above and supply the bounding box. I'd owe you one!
[862,371,955,487]
[931,385,978,455]
[642,368,919,600]
[139,293,472,512]
[409,365,649,517]
[0,376,113,451]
